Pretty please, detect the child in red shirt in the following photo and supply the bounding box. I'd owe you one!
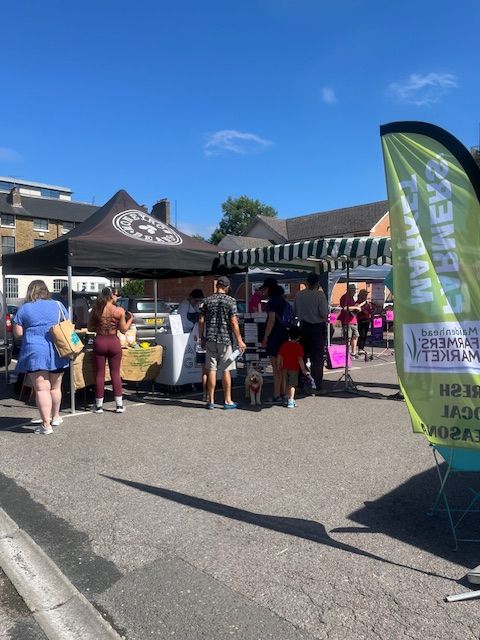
[277,327,308,408]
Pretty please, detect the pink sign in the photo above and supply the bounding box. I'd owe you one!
[329,312,338,325]
[326,345,351,369]
[373,316,383,329]
[386,309,394,322]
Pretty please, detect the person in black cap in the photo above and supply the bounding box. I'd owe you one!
[198,275,246,410]
[294,273,328,392]
[177,288,205,332]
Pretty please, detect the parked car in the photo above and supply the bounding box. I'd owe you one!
[0,295,14,366]
[116,297,171,343]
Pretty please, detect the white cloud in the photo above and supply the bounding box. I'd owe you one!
[0,147,22,162]
[321,86,337,104]
[387,72,458,106]
[204,129,273,156]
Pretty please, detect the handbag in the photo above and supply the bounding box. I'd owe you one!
[50,301,84,358]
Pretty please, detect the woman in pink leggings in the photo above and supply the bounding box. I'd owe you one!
[88,287,133,413]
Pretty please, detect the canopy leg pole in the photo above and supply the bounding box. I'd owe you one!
[154,277,158,339]
[245,271,249,311]
[2,273,8,383]
[67,266,76,415]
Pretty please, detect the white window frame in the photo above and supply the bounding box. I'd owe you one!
[53,279,68,293]
[62,221,75,235]
[33,217,49,232]
[5,277,18,298]
[0,213,15,228]
[1,235,15,255]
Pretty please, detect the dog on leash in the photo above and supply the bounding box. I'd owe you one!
[245,367,263,405]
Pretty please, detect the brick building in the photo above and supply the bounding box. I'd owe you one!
[0,177,107,301]
[149,199,391,304]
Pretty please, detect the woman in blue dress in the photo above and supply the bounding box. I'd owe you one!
[13,280,69,435]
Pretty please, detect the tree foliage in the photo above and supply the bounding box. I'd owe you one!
[192,233,208,242]
[120,279,145,296]
[209,195,277,245]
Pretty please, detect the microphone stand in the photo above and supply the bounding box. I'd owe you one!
[332,258,360,394]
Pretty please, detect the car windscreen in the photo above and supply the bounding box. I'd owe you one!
[134,301,169,313]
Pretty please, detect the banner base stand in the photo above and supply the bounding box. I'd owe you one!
[329,371,364,395]
[375,347,395,361]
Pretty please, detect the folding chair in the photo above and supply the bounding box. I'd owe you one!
[428,444,480,550]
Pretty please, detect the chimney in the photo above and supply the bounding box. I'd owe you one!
[151,198,171,225]
[8,187,21,207]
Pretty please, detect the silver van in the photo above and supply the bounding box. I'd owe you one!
[116,297,171,343]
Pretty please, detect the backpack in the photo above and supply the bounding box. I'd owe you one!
[276,301,296,328]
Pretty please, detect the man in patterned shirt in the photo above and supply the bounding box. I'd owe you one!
[198,275,246,410]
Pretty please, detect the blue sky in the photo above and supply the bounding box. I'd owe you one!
[3,0,479,238]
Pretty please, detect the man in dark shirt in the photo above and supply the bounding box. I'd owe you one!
[294,273,328,391]
[198,276,246,410]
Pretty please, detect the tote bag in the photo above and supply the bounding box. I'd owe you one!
[50,301,84,358]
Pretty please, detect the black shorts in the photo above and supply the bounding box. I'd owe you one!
[266,329,288,357]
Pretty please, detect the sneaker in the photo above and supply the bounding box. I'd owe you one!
[94,407,104,414]
[350,352,359,360]
[286,399,296,408]
[266,396,283,404]
[34,425,53,435]
[223,402,238,410]
[51,417,63,427]
[206,402,215,410]
[115,405,125,413]
[358,350,366,355]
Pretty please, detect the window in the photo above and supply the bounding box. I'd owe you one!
[53,279,68,293]
[62,221,75,234]
[5,278,18,298]
[0,214,15,228]
[34,239,47,247]
[1,236,15,255]
[33,218,49,231]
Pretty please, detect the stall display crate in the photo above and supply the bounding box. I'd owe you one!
[239,312,271,374]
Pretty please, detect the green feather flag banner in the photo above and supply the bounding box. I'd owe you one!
[381,121,480,448]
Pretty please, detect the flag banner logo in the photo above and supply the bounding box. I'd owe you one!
[112,210,183,245]
[381,121,480,448]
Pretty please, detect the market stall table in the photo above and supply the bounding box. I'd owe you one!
[73,345,163,390]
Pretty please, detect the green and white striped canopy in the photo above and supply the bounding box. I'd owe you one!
[219,236,391,273]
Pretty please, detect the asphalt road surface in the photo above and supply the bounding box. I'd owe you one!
[1,355,479,639]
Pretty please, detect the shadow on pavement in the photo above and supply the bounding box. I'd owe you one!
[332,465,480,568]
[0,416,34,434]
[102,475,453,581]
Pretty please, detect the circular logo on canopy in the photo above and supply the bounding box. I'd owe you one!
[112,209,183,245]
